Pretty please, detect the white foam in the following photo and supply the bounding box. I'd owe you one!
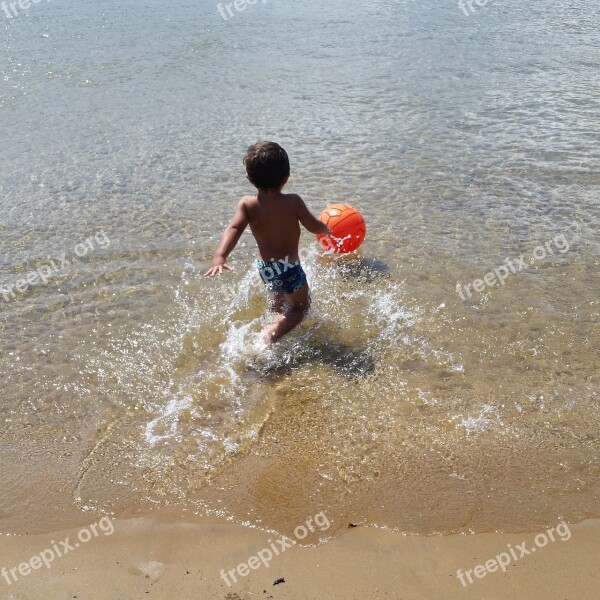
[145,395,193,446]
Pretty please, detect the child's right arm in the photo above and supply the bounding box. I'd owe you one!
[204,199,249,277]
[295,195,330,235]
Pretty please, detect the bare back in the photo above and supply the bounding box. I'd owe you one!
[242,192,302,262]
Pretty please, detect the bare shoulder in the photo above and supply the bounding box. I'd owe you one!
[239,194,257,207]
[283,193,303,201]
[282,193,305,208]
[238,195,258,214]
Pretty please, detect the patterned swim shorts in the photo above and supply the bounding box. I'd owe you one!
[256,259,308,294]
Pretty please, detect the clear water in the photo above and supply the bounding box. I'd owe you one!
[0,0,599,536]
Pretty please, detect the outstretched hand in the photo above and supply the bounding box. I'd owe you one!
[204,257,233,277]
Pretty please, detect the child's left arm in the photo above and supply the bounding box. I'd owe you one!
[294,195,330,235]
[204,199,249,276]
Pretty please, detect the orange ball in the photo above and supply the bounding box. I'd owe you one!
[316,203,366,254]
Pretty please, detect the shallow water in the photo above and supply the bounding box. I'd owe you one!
[0,0,599,536]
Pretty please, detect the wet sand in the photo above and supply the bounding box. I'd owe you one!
[1,516,598,599]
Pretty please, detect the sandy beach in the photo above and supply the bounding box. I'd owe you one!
[1,517,599,599]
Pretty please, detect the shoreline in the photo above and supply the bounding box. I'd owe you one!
[1,516,598,599]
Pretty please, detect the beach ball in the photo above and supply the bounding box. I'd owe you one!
[316,203,366,254]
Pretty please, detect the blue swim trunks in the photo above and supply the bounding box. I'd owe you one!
[256,258,308,294]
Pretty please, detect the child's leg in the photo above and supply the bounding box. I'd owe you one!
[263,284,310,344]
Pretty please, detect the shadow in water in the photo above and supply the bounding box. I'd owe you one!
[248,335,376,382]
[332,255,391,283]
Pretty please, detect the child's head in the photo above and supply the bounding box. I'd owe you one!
[244,141,290,191]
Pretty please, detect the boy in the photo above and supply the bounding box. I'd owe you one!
[205,141,330,344]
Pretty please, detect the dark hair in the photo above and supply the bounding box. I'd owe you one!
[243,141,290,191]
